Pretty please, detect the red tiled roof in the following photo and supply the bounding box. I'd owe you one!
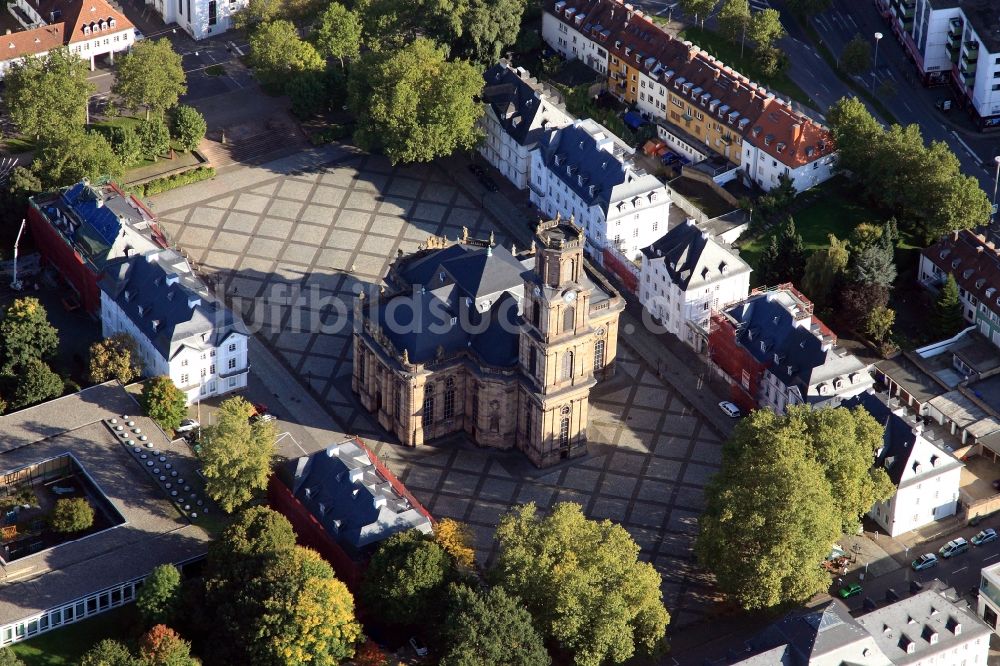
[0,0,132,61]
[546,0,836,168]
[924,229,1000,318]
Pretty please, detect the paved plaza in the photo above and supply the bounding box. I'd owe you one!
[148,148,725,628]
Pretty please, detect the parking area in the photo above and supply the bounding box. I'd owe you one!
[145,146,727,628]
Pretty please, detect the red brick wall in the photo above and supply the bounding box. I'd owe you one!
[708,311,761,413]
[27,204,101,314]
[267,476,364,594]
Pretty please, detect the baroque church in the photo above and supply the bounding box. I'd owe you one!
[352,217,624,467]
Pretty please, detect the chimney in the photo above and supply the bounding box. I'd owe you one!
[791,122,802,144]
[373,493,387,509]
[348,467,364,483]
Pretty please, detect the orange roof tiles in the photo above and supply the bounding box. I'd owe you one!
[0,0,132,61]
[546,0,836,169]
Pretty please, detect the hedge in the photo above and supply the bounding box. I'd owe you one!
[134,166,216,197]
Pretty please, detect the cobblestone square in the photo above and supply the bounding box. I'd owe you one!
[149,149,726,627]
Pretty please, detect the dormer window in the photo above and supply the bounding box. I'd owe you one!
[83,25,90,34]
[951,258,961,269]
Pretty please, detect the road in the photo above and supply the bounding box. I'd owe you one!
[772,0,998,192]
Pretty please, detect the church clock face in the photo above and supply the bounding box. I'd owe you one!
[563,290,577,304]
[533,286,541,297]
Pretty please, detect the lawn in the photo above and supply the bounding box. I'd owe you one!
[11,606,136,666]
[736,179,881,276]
[675,25,815,109]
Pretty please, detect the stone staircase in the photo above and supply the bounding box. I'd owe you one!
[200,122,307,170]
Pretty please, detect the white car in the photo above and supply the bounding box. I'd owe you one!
[176,419,200,434]
[718,401,742,418]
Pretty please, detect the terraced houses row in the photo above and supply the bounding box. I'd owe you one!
[541,0,839,192]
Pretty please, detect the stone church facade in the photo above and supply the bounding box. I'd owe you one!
[352,217,624,467]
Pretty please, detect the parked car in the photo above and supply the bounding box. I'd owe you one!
[939,537,970,559]
[837,582,863,599]
[935,98,952,112]
[718,401,741,418]
[176,419,200,434]
[911,553,938,571]
[973,528,998,546]
[409,636,428,658]
[250,413,277,424]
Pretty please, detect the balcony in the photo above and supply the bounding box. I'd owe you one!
[901,4,914,18]
[961,57,977,75]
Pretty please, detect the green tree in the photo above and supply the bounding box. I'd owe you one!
[718,0,750,45]
[50,497,94,533]
[866,305,895,344]
[851,242,896,287]
[434,518,476,569]
[141,376,188,432]
[199,396,276,512]
[440,584,550,666]
[136,118,170,160]
[9,357,64,409]
[827,96,884,177]
[795,405,895,533]
[801,234,849,310]
[848,221,884,252]
[232,0,284,30]
[747,8,785,50]
[491,503,669,666]
[0,648,25,666]
[287,69,330,119]
[354,0,467,52]
[255,547,362,665]
[838,281,890,332]
[79,639,137,666]
[3,48,93,140]
[349,37,484,164]
[112,39,187,120]
[934,274,965,337]
[457,0,528,64]
[31,129,124,188]
[248,20,325,93]
[840,34,872,77]
[679,0,716,26]
[103,125,144,168]
[0,297,58,370]
[7,166,43,199]
[138,625,197,666]
[88,333,142,384]
[756,218,805,286]
[313,2,362,67]
[136,564,182,627]
[696,410,840,610]
[785,0,830,15]
[363,528,455,627]
[169,105,207,152]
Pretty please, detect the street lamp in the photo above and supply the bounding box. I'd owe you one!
[992,155,1000,220]
[872,32,884,92]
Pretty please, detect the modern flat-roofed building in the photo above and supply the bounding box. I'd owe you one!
[0,382,211,647]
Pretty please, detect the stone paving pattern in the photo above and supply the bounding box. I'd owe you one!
[150,150,723,627]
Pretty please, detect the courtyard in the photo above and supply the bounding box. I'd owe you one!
[147,146,725,628]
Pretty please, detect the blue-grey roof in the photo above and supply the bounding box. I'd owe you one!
[381,244,528,365]
[725,292,854,397]
[743,601,883,665]
[98,249,247,360]
[640,219,751,290]
[840,392,915,486]
[541,121,628,208]
[482,62,566,148]
[292,440,433,554]
[62,181,122,247]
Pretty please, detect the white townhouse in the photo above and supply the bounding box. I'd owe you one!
[147,0,245,40]
[0,0,136,78]
[479,61,573,190]
[739,101,838,193]
[99,248,250,404]
[542,0,612,75]
[638,219,751,352]
[841,393,964,537]
[530,117,670,260]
